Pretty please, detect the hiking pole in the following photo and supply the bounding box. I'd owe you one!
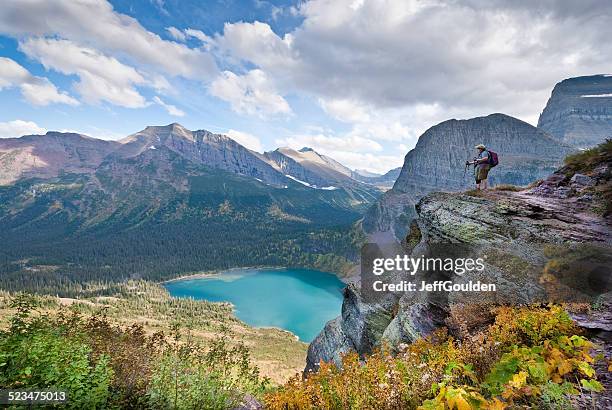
[463,156,472,178]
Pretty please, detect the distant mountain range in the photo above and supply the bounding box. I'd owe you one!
[0,124,384,292]
[0,123,385,192]
[351,167,402,189]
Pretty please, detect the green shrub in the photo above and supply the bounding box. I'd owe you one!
[148,325,268,409]
[0,295,113,408]
[563,138,612,174]
[0,294,269,409]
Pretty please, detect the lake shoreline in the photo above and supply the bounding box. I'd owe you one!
[161,265,286,284]
[161,265,354,284]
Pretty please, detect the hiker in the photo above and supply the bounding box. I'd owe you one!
[466,144,491,190]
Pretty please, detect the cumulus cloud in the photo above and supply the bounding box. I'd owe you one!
[20,38,147,108]
[225,129,263,152]
[319,98,371,123]
[153,96,185,117]
[0,119,46,138]
[276,132,383,153]
[0,0,217,80]
[210,69,292,117]
[184,28,216,49]
[217,21,295,71]
[216,0,612,133]
[0,57,78,106]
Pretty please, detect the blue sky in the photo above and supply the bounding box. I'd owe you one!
[1,0,610,173]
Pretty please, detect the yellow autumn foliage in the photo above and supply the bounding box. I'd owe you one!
[265,305,604,410]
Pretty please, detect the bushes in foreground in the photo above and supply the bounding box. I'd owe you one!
[0,294,268,409]
[266,305,604,409]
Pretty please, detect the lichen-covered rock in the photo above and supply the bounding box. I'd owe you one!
[571,173,595,187]
[305,317,354,373]
[382,301,447,349]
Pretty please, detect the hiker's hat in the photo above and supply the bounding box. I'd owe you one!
[475,144,486,149]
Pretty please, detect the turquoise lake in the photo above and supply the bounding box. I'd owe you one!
[164,268,345,342]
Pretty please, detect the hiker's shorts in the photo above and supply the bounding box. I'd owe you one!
[475,165,490,183]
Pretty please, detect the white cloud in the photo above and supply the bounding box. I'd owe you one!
[276,132,382,153]
[225,129,263,152]
[166,26,186,42]
[184,28,216,49]
[0,0,217,80]
[217,21,295,71]
[319,98,370,123]
[153,96,185,117]
[209,69,292,117]
[0,120,46,138]
[0,57,78,106]
[216,0,612,135]
[0,57,29,88]
[20,38,147,108]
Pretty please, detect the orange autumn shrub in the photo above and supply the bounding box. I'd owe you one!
[265,305,604,410]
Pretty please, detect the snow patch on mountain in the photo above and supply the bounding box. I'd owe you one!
[581,93,612,98]
[285,174,338,190]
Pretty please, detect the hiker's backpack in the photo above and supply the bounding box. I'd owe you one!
[488,150,499,167]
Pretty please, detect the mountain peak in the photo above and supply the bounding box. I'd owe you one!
[299,147,315,153]
[143,122,189,132]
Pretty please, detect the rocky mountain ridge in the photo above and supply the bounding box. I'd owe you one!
[0,123,385,200]
[0,131,119,185]
[538,74,612,148]
[117,124,288,187]
[263,146,354,188]
[363,113,574,243]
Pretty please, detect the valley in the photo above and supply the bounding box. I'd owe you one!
[0,73,610,408]
[0,124,377,294]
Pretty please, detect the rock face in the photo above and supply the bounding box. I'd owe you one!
[263,147,354,188]
[119,123,287,186]
[538,74,612,148]
[0,132,119,185]
[363,113,574,242]
[306,143,611,372]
